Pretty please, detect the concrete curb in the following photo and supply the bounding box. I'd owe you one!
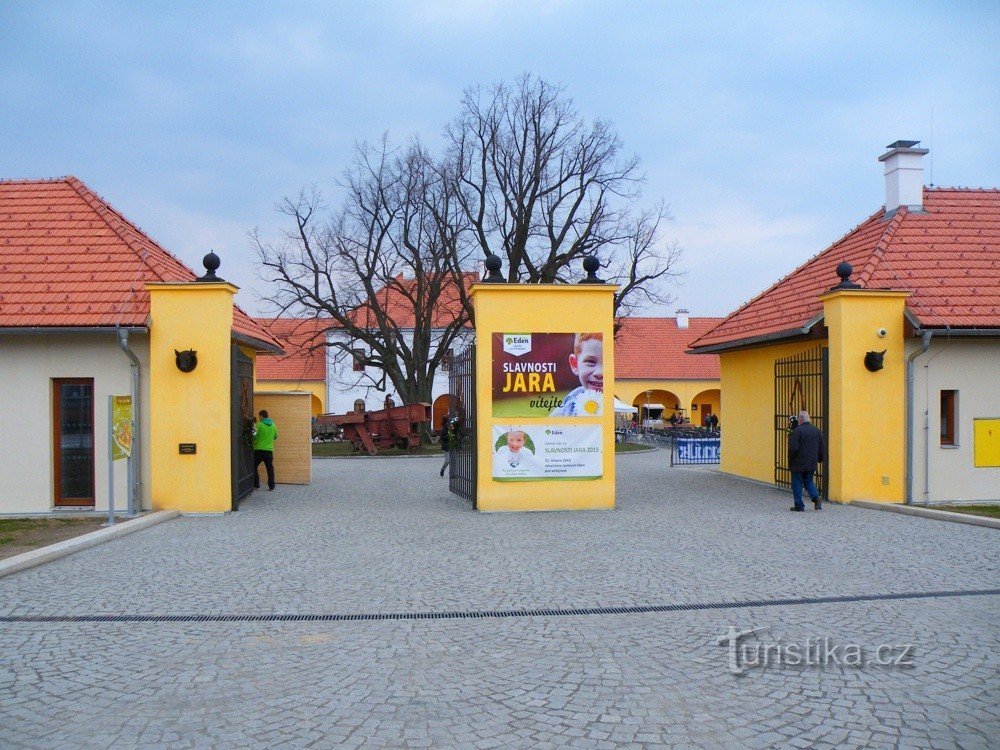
[616,445,659,455]
[852,500,1000,529]
[0,510,181,579]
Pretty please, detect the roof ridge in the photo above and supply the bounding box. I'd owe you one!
[65,176,195,283]
[855,207,907,286]
[64,177,188,326]
[924,186,1000,193]
[691,207,888,347]
[0,176,80,185]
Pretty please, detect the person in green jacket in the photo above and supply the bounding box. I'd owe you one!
[253,410,278,491]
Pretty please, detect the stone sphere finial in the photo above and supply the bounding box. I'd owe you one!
[579,254,605,284]
[831,260,860,290]
[197,251,224,282]
[483,253,504,283]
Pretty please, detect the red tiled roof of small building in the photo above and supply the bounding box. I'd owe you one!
[254,317,333,381]
[615,317,722,379]
[690,188,1000,351]
[0,176,282,352]
[349,272,477,329]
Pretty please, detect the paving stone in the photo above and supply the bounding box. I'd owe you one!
[0,454,997,748]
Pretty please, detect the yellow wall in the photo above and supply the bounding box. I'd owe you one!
[472,284,616,512]
[256,379,325,415]
[617,379,721,422]
[147,282,236,513]
[718,290,908,504]
[822,290,909,502]
[691,388,721,424]
[719,340,822,484]
[254,391,313,485]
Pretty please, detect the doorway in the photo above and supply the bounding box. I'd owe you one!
[53,378,95,506]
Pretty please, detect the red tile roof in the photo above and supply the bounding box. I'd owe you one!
[349,272,477,329]
[615,317,722,379]
[690,188,1000,351]
[0,177,282,352]
[254,317,333,381]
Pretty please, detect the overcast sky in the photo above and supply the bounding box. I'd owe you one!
[2,1,998,318]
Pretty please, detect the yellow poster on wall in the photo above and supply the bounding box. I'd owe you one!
[112,395,133,461]
[973,418,1000,467]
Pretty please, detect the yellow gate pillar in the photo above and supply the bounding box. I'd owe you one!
[146,279,238,513]
[821,286,910,503]
[472,282,617,511]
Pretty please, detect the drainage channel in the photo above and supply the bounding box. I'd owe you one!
[2,588,998,624]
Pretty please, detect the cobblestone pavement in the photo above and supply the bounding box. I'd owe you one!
[1,452,998,748]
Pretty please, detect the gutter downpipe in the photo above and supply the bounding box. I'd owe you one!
[118,329,142,516]
[905,330,933,504]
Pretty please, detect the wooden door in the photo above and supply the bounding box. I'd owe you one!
[53,378,95,506]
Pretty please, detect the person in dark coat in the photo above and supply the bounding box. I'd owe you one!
[788,410,824,511]
[439,413,461,477]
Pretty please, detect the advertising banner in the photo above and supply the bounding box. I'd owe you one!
[492,332,604,417]
[671,437,721,465]
[492,425,602,481]
[111,395,133,461]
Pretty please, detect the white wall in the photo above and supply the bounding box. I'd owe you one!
[909,337,1000,502]
[323,328,474,414]
[0,332,152,514]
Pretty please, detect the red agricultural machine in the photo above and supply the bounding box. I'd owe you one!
[313,402,432,454]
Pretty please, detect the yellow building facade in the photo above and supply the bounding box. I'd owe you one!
[691,142,1000,505]
[472,284,617,512]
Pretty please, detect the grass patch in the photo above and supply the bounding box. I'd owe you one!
[313,441,443,457]
[0,517,120,560]
[615,442,655,452]
[313,440,652,457]
[932,504,1000,519]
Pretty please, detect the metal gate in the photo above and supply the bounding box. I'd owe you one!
[774,345,829,497]
[447,345,477,506]
[231,346,255,510]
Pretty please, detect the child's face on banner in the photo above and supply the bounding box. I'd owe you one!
[570,338,604,391]
[507,431,525,452]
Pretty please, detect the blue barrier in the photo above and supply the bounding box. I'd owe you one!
[671,437,721,465]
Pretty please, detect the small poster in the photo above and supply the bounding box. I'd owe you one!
[492,332,604,417]
[111,395,133,461]
[492,425,603,481]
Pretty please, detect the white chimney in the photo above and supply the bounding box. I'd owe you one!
[676,309,689,329]
[878,140,928,214]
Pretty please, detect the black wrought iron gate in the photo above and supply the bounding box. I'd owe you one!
[231,346,255,510]
[447,346,477,507]
[774,345,829,497]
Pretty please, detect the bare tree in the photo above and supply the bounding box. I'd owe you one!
[443,74,681,316]
[256,77,683,413]
[254,138,474,407]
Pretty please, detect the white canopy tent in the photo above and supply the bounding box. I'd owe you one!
[613,398,638,414]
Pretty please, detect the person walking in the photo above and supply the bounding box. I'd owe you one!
[253,409,278,491]
[439,413,459,477]
[788,410,823,511]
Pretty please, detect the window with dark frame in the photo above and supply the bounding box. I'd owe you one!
[352,348,366,372]
[940,390,957,446]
